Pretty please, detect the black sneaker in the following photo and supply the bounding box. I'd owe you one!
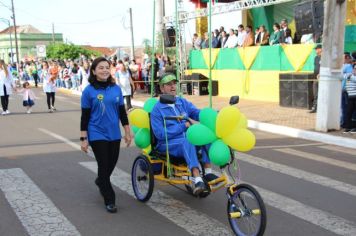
[308,109,316,113]
[204,173,219,182]
[105,204,117,213]
[193,181,206,195]
[350,128,356,134]
[343,129,351,134]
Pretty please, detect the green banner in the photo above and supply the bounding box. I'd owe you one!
[214,48,245,70]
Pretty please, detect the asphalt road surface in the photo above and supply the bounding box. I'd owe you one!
[0,88,355,236]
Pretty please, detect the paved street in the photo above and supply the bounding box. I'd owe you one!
[0,88,356,236]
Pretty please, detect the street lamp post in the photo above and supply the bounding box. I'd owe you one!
[0,18,14,64]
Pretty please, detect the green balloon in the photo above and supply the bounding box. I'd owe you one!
[187,124,217,146]
[134,128,151,149]
[199,108,218,133]
[208,139,230,166]
[132,125,140,134]
[143,98,158,113]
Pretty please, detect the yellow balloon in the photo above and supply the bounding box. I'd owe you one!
[237,113,248,129]
[223,128,256,152]
[216,106,241,138]
[128,109,150,129]
[143,145,151,154]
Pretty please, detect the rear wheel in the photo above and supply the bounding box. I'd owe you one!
[131,155,154,202]
[227,184,267,236]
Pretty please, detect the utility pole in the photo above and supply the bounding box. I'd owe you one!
[315,0,347,132]
[10,0,19,64]
[162,0,166,56]
[52,23,55,43]
[156,0,163,54]
[129,8,135,60]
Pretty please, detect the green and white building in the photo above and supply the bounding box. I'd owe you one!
[0,25,63,63]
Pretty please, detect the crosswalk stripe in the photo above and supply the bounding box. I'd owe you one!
[0,168,80,236]
[236,152,356,197]
[80,161,233,236]
[253,142,324,150]
[252,183,356,236]
[275,148,356,171]
[318,145,356,157]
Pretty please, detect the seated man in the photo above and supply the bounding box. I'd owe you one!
[150,73,216,195]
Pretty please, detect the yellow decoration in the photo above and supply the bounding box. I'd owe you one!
[202,48,220,69]
[238,46,261,70]
[216,106,241,138]
[223,128,256,152]
[128,109,149,129]
[143,145,151,154]
[345,0,356,24]
[282,44,314,71]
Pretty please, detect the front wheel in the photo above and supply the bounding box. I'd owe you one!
[131,155,154,202]
[227,183,267,236]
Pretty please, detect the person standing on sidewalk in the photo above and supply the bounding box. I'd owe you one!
[309,44,322,113]
[0,60,16,115]
[80,57,132,213]
[343,64,356,133]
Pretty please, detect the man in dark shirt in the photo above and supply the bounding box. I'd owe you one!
[310,44,322,113]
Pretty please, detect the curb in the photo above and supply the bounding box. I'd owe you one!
[63,90,356,150]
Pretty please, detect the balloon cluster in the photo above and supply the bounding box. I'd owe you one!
[128,98,158,154]
[186,106,255,167]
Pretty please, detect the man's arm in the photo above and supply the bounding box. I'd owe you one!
[151,108,188,140]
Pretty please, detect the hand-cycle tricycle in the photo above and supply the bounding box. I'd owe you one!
[131,95,267,236]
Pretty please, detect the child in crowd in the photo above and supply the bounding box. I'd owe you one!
[19,81,36,114]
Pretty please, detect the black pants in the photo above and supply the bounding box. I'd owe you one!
[32,73,39,87]
[345,97,356,129]
[312,80,318,109]
[1,85,9,111]
[124,95,132,110]
[90,140,121,205]
[46,92,55,109]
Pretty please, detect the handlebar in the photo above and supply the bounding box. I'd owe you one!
[164,115,188,121]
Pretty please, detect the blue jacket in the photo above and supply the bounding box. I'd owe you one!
[150,96,200,147]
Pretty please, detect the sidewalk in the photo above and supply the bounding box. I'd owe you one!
[57,87,356,150]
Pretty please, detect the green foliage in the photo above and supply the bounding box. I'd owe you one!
[46,43,99,60]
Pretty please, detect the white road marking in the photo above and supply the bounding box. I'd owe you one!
[275,148,356,171]
[254,142,324,150]
[318,145,356,157]
[80,162,233,236]
[0,168,80,236]
[236,152,356,197]
[38,128,81,151]
[252,184,356,236]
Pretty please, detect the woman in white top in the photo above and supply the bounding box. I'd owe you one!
[115,60,134,110]
[0,60,16,115]
[80,60,90,92]
[284,29,293,45]
[41,61,57,113]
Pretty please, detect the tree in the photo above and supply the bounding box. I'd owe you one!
[142,38,152,55]
[46,43,99,60]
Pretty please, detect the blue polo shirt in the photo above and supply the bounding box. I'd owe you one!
[81,84,124,141]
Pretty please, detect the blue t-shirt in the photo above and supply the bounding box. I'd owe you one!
[81,84,124,141]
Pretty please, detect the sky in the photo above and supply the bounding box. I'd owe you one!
[0,0,242,47]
